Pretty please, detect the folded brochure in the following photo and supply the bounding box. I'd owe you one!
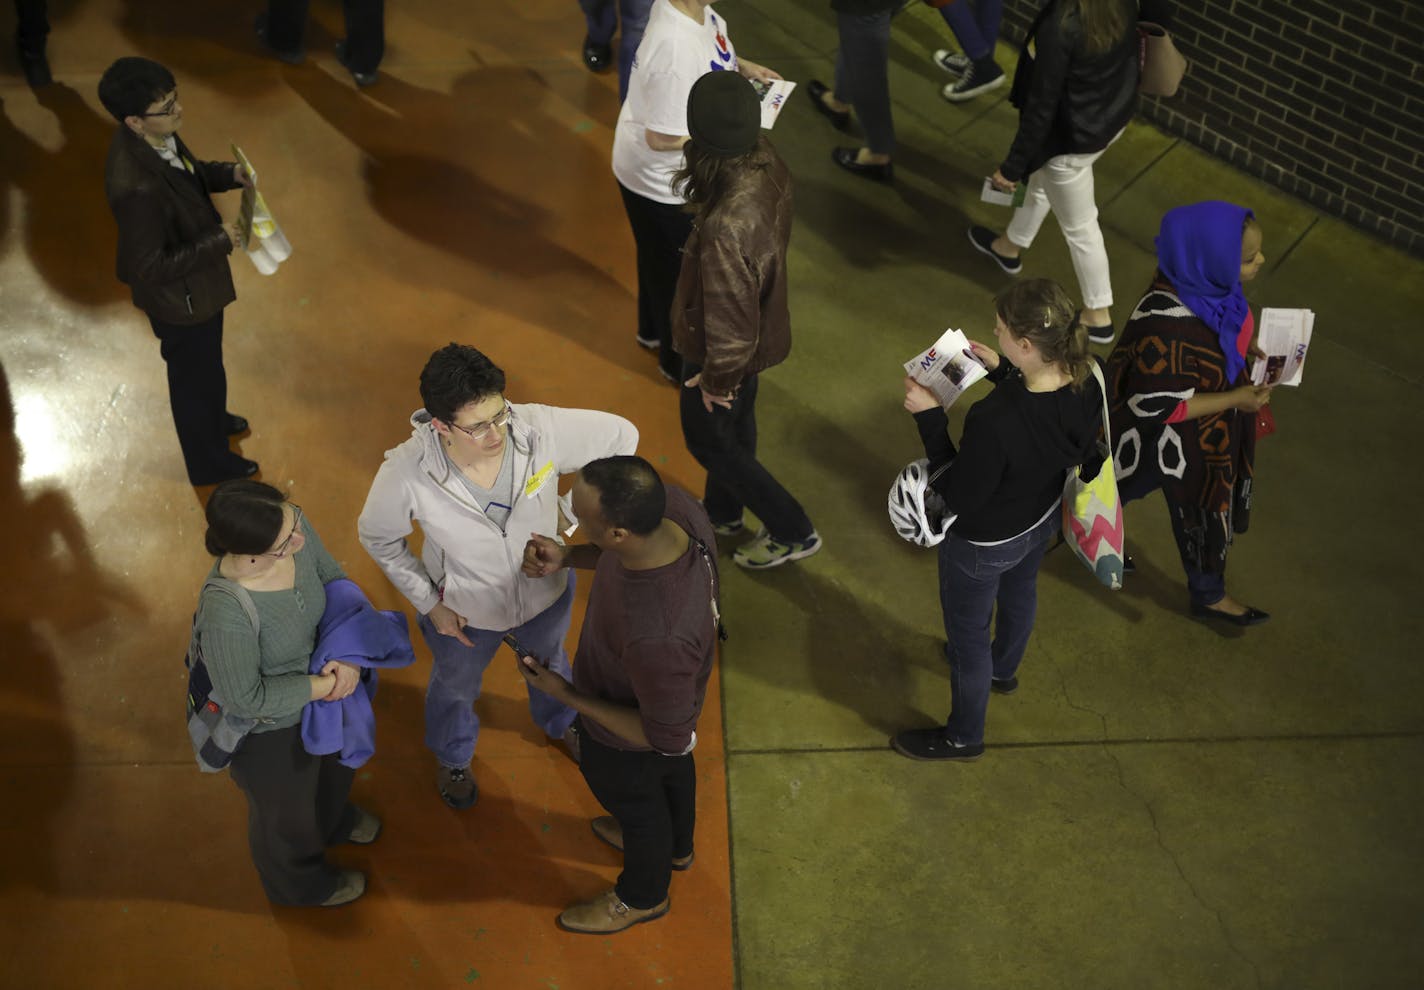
[904,328,988,408]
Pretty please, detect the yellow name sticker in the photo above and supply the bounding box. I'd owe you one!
[524,461,556,498]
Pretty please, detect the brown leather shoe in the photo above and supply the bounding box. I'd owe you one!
[557,888,669,934]
[590,816,694,870]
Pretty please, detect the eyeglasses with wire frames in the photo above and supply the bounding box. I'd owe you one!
[445,401,512,442]
[138,91,180,118]
[262,505,304,558]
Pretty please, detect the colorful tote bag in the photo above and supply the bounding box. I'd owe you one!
[1062,363,1125,589]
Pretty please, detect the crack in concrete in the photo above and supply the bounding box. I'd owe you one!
[1054,668,1263,989]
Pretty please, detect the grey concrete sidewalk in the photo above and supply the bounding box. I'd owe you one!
[717,3,1424,987]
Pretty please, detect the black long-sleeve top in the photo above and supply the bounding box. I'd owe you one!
[913,360,1104,542]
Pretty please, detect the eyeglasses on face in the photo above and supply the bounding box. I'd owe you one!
[447,402,512,441]
[263,505,303,558]
[139,91,180,118]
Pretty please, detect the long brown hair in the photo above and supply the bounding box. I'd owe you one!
[1067,0,1131,56]
[672,136,769,213]
[995,279,1094,389]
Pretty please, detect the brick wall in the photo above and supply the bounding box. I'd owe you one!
[998,0,1424,256]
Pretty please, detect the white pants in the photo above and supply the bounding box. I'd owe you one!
[1005,130,1123,310]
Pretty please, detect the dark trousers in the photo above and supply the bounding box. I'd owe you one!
[833,9,896,155]
[1165,501,1228,607]
[228,725,358,906]
[14,0,48,50]
[617,181,692,380]
[939,510,1058,746]
[578,722,695,910]
[679,368,814,542]
[937,0,1002,63]
[265,0,385,71]
[577,0,653,102]
[148,310,240,485]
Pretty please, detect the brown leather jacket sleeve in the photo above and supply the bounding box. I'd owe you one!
[697,230,763,395]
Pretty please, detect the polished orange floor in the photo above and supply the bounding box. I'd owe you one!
[0,2,731,987]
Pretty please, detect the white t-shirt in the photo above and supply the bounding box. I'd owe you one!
[611,0,739,205]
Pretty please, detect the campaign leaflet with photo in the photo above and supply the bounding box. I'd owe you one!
[904,328,989,408]
[1250,307,1314,387]
[749,79,797,129]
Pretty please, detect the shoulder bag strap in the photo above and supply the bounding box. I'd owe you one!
[197,578,259,638]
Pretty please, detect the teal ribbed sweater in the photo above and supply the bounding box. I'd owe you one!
[197,517,346,732]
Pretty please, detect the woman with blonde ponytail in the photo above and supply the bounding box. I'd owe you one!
[893,278,1104,762]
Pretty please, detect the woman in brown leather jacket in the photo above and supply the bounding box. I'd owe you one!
[670,71,821,571]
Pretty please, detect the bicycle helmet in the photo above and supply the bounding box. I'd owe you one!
[888,458,955,547]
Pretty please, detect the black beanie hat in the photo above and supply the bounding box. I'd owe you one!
[686,70,760,158]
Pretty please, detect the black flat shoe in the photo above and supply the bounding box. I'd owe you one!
[831,146,893,182]
[891,727,984,762]
[225,413,250,436]
[335,41,378,87]
[582,36,612,73]
[806,79,851,130]
[254,14,304,65]
[191,457,259,487]
[1122,554,1136,575]
[1190,602,1271,627]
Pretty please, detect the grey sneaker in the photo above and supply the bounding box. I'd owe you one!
[321,870,367,907]
[344,806,383,844]
[711,517,746,537]
[733,530,823,570]
[932,49,970,75]
[437,764,479,809]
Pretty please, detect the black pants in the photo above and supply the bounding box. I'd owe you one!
[14,0,48,51]
[679,368,814,542]
[148,310,241,485]
[617,181,693,379]
[578,722,695,910]
[265,0,385,71]
[228,725,358,906]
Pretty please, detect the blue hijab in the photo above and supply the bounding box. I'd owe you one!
[1155,201,1253,383]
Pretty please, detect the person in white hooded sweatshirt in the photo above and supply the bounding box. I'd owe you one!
[358,344,638,809]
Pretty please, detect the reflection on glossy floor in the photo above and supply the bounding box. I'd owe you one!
[2,1,728,987]
[4,1,1424,989]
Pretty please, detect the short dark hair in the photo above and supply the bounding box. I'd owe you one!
[419,344,507,424]
[204,480,287,556]
[580,456,666,536]
[98,57,176,122]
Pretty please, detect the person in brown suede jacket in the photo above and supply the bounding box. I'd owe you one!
[99,56,258,486]
[671,70,820,570]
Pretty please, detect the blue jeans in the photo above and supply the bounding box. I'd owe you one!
[419,574,578,768]
[938,0,1002,63]
[939,509,1058,746]
[578,0,653,102]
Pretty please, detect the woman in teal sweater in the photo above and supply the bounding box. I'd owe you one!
[198,480,376,907]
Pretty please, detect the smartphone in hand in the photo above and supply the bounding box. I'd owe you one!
[503,632,549,669]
